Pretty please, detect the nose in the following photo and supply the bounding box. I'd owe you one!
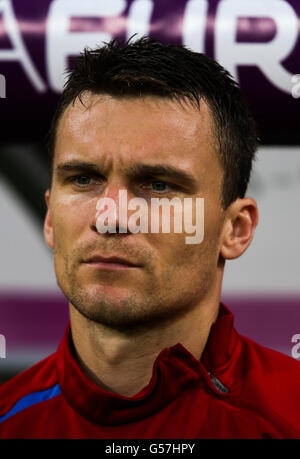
[90,184,131,235]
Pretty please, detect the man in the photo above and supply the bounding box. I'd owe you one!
[0,36,299,439]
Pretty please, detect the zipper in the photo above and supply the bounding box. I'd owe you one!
[207,371,229,394]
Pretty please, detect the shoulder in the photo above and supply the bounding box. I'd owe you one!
[236,333,300,435]
[0,352,59,421]
[239,333,300,380]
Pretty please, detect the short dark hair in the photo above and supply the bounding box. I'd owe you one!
[46,35,258,209]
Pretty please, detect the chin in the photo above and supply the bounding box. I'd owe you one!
[69,286,171,330]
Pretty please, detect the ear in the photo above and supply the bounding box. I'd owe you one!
[44,189,54,250]
[220,198,258,260]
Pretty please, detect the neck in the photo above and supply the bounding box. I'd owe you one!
[69,296,220,397]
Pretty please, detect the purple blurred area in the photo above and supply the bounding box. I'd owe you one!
[0,0,300,143]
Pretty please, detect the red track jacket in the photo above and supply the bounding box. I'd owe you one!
[0,303,299,439]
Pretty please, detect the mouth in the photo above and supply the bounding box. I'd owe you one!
[83,254,142,271]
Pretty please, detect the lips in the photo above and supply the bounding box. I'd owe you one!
[83,254,141,268]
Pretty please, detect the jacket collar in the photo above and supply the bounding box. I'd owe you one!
[56,302,239,425]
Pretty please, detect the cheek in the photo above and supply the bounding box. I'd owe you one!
[51,196,90,254]
[151,209,222,275]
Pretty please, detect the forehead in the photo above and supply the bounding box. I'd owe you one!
[54,93,220,179]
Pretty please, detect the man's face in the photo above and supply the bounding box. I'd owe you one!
[45,94,226,328]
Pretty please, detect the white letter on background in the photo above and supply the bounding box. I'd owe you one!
[215,0,298,93]
[46,0,126,92]
[183,0,208,53]
[126,0,154,41]
[0,0,46,92]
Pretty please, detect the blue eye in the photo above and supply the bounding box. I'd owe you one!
[151,181,169,192]
[75,176,91,185]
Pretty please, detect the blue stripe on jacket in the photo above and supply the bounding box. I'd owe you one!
[0,384,61,423]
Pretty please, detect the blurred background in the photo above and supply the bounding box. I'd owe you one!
[0,0,299,383]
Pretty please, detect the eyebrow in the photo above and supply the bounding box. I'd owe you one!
[124,163,198,189]
[55,161,103,177]
[55,160,198,189]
